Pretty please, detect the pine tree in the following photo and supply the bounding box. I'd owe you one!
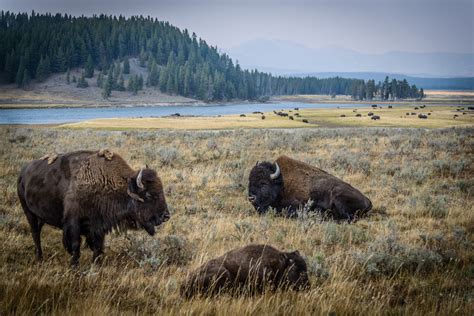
[66,68,70,84]
[85,55,94,78]
[77,73,89,88]
[137,75,144,90]
[96,73,103,87]
[36,56,51,82]
[102,69,113,99]
[127,76,135,93]
[21,69,30,88]
[15,58,26,87]
[123,58,130,74]
[149,61,160,87]
[117,74,125,91]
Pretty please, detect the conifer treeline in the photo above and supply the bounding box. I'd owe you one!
[0,12,424,101]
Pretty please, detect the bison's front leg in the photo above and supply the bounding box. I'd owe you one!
[62,215,82,267]
[86,233,105,264]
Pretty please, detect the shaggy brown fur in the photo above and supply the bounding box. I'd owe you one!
[248,155,372,220]
[17,150,170,266]
[181,244,310,298]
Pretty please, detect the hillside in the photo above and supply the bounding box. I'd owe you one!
[0,12,423,102]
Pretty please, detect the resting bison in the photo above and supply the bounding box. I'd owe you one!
[17,150,170,265]
[248,156,372,221]
[181,244,309,297]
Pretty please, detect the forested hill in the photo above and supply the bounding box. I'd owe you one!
[0,12,424,101]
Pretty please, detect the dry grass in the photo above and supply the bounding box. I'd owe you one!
[1,126,473,315]
[62,106,474,130]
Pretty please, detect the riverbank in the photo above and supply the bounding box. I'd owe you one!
[1,79,471,109]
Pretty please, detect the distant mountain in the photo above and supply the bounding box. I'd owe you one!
[226,39,474,78]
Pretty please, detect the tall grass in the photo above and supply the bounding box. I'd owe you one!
[0,126,472,314]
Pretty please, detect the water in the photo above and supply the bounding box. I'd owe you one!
[0,102,369,125]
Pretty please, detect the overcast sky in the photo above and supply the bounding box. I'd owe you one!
[2,0,472,54]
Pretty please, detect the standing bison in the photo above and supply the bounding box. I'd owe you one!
[181,244,310,297]
[248,155,372,221]
[17,150,170,266]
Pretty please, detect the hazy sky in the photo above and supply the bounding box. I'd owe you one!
[2,0,473,54]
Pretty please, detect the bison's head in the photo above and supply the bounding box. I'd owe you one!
[248,161,283,214]
[127,168,170,235]
[285,250,310,290]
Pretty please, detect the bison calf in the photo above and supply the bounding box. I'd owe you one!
[181,244,309,297]
[248,155,372,221]
[17,150,170,266]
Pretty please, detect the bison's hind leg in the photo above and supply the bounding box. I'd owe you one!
[181,266,232,298]
[19,197,44,261]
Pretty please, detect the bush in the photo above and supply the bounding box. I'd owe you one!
[124,234,192,269]
[158,147,179,165]
[351,234,443,276]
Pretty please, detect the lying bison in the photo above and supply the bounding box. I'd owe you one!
[17,150,170,266]
[248,156,372,221]
[181,244,309,297]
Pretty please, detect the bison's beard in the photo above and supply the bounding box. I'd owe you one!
[142,222,156,236]
[121,218,156,236]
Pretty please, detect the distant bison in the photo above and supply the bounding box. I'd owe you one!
[181,244,310,297]
[371,115,380,120]
[302,119,309,123]
[17,150,170,265]
[388,105,393,109]
[289,116,294,120]
[418,114,428,119]
[340,114,346,117]
[355,114,362,117]
[414,107,419,110]
[261,115,266,120]
[368,112,374,116]
[371,104,377,108]
[294,107,299,110]
[248,156,372,221]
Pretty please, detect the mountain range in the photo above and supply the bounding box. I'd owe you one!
[225,39,474,89]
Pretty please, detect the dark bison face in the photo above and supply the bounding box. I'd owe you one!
[127,168,170,235]
[285,251,311,290]
[248,161,283,214]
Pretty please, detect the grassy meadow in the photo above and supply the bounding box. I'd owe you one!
[62,105,474,130]
[1,125,473,315]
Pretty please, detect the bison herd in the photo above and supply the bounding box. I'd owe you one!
[18,148,372,297]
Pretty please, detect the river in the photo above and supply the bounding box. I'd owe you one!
[0,102,372,125]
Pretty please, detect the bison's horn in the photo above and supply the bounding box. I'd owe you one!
[270,162,280,180]
[137,168,145,189]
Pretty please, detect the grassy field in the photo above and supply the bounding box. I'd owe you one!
[62,105,474,130]
[1,125,473,314]
[276,90,474,105]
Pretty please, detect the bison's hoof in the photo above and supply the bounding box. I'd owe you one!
[98,148,114,160]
